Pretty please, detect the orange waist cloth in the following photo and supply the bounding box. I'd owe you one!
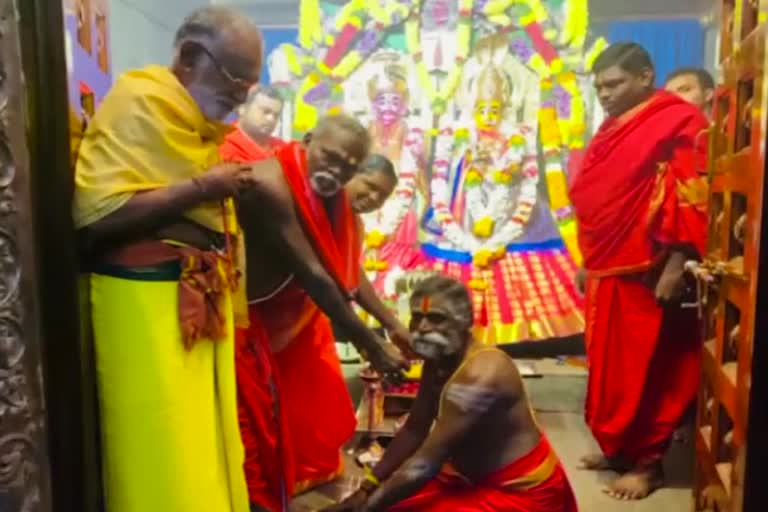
[251,282,357,493]
[583,276,701,464]
[389,436,578,512]
[99,239,234,348]
[235,310,294,511]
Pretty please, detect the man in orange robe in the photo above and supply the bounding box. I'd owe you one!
[569,43,708,500]
[324,275,577,512]
[222,85,286,160]
[222,115,407,511]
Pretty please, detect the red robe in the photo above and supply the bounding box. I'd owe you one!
[569,91,708,464]
[389,436,578,512]
[220,124,285,161]
[257,143,362,494]
[222,136,361,506]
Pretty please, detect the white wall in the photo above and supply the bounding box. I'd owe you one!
[109,0,211,76]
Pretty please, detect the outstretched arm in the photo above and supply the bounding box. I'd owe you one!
[355,270,412,355]
[242,161,404,374]
[364,355,508,511]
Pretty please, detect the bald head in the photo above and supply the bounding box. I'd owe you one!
[304,114,372,197]
[172,7,263,121]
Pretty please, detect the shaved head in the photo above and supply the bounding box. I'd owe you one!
[313,114,372,154]
[304,114,372,197]
[172,7,263,121]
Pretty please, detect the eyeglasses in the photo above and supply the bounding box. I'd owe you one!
[196,43,254,91]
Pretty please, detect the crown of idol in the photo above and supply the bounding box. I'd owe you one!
[367,52,410,102]
[473,34,512,105]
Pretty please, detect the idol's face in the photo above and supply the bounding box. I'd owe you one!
[665,73,711,111]
[408,293,468,362]
[372,92,406,127]
[304,130,367,198]
[474,100,503,131]
[594,65,653,118]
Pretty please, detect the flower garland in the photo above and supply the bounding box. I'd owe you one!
[291,1,413,133]
[405,0,474,115]
[459,129,535,237]
[430,126,539,269]
[361,128,423,274]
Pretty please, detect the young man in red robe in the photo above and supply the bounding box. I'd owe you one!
[324,275,577,512]
[569,43,708,500]
[223,115,407,511]
[222,85,286,160]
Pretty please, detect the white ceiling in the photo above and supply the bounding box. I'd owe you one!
[218,0,715,24]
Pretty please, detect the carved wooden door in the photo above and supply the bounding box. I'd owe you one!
[0,0,99,511]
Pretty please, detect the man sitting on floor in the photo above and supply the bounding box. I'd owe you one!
[324,276,577,512]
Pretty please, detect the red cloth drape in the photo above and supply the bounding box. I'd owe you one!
[388,436,578,512]
[570,91,708,465]
[220,125,284,161]
[235,317,294,511]
[223,137,362,496]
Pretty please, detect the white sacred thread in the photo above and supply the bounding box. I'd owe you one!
[443,383,499,415]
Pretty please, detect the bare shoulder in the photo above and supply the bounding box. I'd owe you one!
[240,158,292,216]
[456,349,519,386]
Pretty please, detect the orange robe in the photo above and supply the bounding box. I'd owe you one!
[569,91,708,465]
[220,125,284,161]
[388,436,577,512]
[221,135,361,506]
[223,125,294,510]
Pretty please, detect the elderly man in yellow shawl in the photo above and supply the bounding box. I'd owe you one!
[73,7,262,512]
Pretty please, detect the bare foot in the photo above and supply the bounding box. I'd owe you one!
[578,453,626,471]
[602,462,664,500]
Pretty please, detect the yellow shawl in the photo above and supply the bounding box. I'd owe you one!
[73,65,234,233]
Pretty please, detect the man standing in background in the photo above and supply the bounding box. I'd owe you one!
[665,67,715,115]
[570,43,708,501]
[222,85,286,161]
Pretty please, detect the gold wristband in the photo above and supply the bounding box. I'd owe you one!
[364,465,381,487]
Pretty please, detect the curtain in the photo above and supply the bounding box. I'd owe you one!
[600,19,706,86]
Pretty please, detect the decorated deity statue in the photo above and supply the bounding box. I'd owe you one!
[359,54,427,292]
[422,34,584,343]
[268,0,610,343]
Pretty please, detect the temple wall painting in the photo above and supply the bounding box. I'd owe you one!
[63,0,112,125]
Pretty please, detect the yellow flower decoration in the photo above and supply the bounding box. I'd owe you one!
[465,169,484,186]
[365,229,387,249]
[473,217,495,238]
[472,249,495,268]
[492,170,513,184]
[468,279,489,291]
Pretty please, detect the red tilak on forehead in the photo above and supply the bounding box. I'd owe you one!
[420,296,431,313]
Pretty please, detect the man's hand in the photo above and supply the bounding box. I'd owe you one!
[386,323,417,360]
[363,337,407,381]
[575,267,586,295]
[321,489,369,512]
[197,162,256,200]
[655,251,688,307]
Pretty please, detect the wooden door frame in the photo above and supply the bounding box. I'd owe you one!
[0,0,99,511]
